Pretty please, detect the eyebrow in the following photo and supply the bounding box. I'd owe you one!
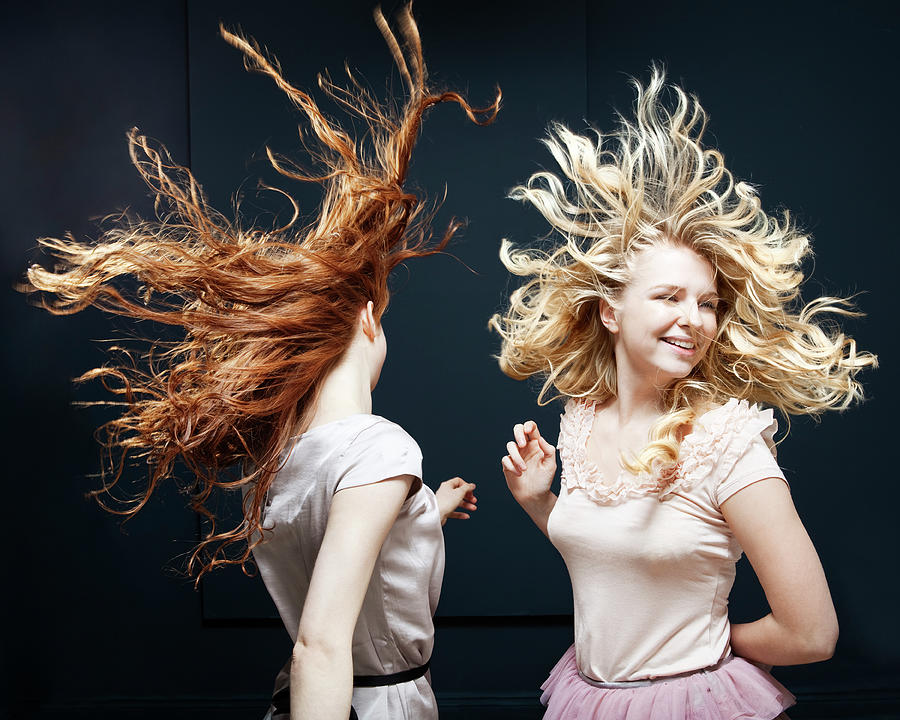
[648,284,719,299]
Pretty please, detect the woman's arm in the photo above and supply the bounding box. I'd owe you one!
[501,420,558,538]
[290,474,414,720]
[722,477,839,666]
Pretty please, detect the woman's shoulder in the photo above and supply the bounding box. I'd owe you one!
[285,414,420,463]
[675,398,781,493]
[560,395,608,425]
[336,416,423,490]
[299,412,414,440]
[349,415,421,452]
[559,396,600,448]
[692,398,777,436]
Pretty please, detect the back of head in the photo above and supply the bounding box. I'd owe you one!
[23,4,500,580]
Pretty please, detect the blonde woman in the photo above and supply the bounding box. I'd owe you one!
[492,69,872,719]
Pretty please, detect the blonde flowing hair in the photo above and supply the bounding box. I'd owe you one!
[23,5,500,579]
[490,67,873,475]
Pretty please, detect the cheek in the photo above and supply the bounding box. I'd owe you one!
[701,316,718,345]
[652,307,681,332]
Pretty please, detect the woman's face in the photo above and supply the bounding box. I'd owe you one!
[605,244,719,389]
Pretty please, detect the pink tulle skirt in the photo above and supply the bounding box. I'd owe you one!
[540,645,795,720]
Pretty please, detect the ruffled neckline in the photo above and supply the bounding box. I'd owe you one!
[558,398,777,505]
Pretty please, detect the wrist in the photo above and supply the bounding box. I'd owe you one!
[517,489,556,513]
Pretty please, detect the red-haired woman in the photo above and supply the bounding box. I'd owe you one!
[23,7,498,720]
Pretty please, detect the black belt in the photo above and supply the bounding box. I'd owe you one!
[353,660,430,687]
[271,661,430,716]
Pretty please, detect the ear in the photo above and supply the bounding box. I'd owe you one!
[360,300,378,341]
[599,299,619,334]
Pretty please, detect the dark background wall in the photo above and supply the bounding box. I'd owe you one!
[2,1,896,718]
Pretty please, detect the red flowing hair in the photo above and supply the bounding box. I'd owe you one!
[22,4,500,580]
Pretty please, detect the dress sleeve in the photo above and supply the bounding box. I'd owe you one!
[713,405,788,506]
[335,419,423,493]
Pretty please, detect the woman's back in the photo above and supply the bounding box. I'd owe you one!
[254,414,444,718]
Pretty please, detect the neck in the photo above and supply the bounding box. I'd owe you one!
[304,343,374,432]
[610,359,668,426]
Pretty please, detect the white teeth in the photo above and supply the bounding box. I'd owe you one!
[664,338,694,350]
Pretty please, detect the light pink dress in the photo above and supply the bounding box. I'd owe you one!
[253,414,444,720]
[541,398,796,720]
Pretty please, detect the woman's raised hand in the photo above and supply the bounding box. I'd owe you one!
[436,477,478,527]
[502,420,557,503]
[501,421,557,537]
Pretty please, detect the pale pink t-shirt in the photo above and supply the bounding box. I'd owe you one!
[253,414,444,720]
[548,398,786,683]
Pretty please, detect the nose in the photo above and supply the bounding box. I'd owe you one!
[679,301,702,329]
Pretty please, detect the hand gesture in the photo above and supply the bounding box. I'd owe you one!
[435,477,478,527]
[501,420,557,504]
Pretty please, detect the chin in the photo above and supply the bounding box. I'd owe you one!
[653,363,698,387]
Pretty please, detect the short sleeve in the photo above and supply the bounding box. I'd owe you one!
[715,420,787,506]
[678,399,789,506]
[335,419,423,493]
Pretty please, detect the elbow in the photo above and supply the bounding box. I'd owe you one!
[801,619,839,663]
[291,631,344,671]
[812,622,839,662]
[290,640,307,671]
[805,639,836,663]
[290,640,306,676]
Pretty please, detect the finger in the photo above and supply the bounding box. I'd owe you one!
[452,489,471,505]
[446,512,470,521]
[524,420,542,440]
[538,435,556,457]
[506,441,526,471]
[459,501,477,511]
[501,455,520,476]
[513,423,526,447]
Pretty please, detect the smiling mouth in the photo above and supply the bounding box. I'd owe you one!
[662,337,695,351]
